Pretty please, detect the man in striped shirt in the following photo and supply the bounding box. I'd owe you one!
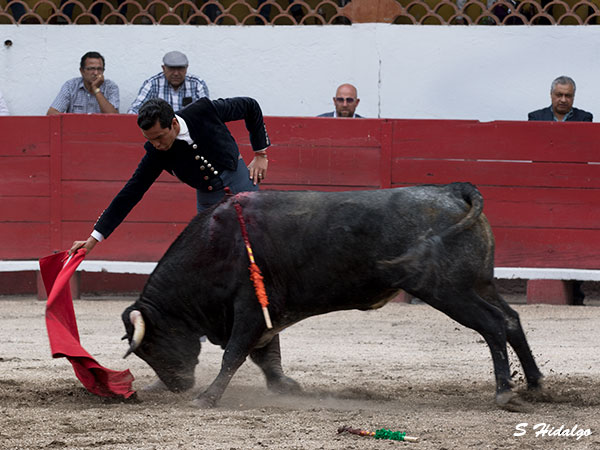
[47,51,119,115]
[128,51,209,115]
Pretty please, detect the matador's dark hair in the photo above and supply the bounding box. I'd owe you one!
[137,98,176,130]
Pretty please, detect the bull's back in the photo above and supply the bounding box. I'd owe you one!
[150,184,492,321]
[225,185,490,311]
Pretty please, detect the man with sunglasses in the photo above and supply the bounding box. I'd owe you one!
[47,51,119,115]
[318,83,362,118]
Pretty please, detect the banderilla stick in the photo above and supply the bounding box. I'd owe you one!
[338,425,419,443]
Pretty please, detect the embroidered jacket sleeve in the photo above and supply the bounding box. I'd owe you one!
[93,149,164,238]
[212,97,270,150]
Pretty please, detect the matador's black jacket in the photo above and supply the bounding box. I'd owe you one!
[94,97,270,239]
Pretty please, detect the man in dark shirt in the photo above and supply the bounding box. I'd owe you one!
[528,76,592,122]
[70,97,270,255]
[528,75,592,305]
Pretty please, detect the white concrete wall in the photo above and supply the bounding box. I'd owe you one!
[1,24,599,120]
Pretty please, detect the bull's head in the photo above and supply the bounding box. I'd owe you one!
[122,307,200,392]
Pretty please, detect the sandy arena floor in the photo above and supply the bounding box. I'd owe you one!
[1,294,599,449]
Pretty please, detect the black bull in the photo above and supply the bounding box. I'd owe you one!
[122,182,543,410]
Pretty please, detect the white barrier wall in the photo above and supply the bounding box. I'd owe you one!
[1,24,599,120]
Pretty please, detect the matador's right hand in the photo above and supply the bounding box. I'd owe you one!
[69,236,98,255]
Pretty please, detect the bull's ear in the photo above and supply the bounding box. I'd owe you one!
[121,334,128,341]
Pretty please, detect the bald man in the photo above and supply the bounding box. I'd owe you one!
[318,83,362,118]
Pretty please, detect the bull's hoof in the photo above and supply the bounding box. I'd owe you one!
[191,394,217,409]
[496,391,532,413]
[141,378,168,392]
[522,380,561,403]
[522,388,555,403]
[267,375,302,395]
[527,375,544,391]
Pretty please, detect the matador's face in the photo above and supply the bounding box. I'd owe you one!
[142,117,180,151]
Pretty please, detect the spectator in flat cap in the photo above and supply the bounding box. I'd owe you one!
[128,51,209,115]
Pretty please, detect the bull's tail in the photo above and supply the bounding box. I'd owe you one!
[380,182,484,292]
[438,182,484,240]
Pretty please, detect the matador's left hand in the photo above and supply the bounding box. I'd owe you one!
[248,152,269,185]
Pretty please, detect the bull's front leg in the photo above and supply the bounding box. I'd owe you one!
[191,316,263,409]
[191,345,248,408]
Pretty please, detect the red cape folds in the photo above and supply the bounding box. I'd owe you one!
[40,250,136,399]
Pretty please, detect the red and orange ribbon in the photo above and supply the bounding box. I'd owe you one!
[233,201,272,329]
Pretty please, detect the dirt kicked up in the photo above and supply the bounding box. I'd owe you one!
[1,297,599,449]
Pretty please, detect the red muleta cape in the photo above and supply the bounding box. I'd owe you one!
[39,250,135,399]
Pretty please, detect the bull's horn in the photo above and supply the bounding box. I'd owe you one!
[123,310,145,359]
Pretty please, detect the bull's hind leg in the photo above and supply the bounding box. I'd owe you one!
[250,334,302,394]
[425,289,525,411]
[477,282,543,390]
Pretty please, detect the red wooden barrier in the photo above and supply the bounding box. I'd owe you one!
[390,119,600,270]
[1,115,599,302]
